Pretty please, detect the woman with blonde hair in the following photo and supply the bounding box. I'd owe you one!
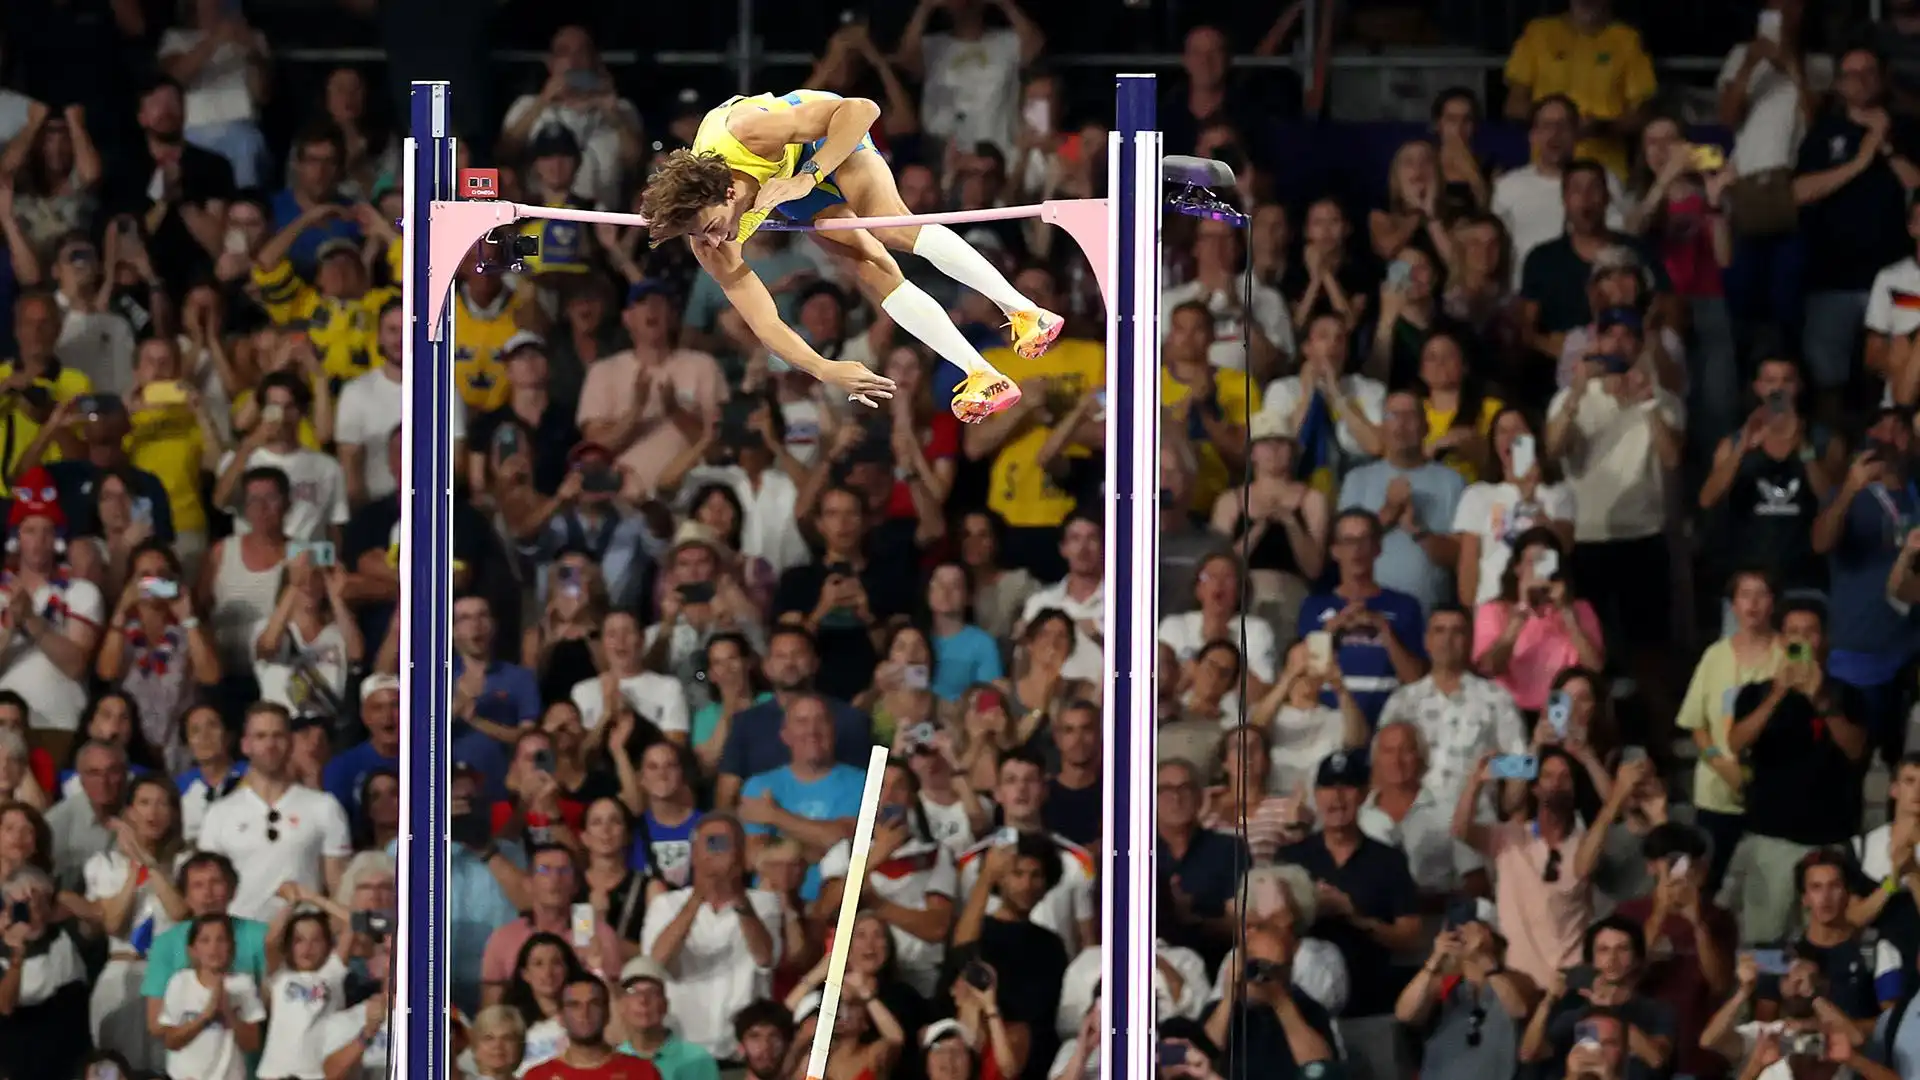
[1369,140,1456,265]
[331,850,397,917]
[461,1004,528,1080]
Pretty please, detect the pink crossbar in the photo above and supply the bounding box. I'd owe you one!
[422,198,1111,340]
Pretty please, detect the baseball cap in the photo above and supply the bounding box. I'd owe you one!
[625,278,674,307]
[1249,410,1292,443]
[1315,749,1368,789]
[619,957,669,986]
[500,330,546,359]
[316,237,360,263]
[528,125,582,160]
[921,1018,969,1049]
[1595,306,1643,333]
[361,674,400,702]
[1588,245,1644,282]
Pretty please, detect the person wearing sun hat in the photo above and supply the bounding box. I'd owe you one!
[612,956,719,1080]
[0,468,105,759]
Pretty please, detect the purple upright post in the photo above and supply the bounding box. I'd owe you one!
[396,79,454,1080]
[1101,73,1162,1080]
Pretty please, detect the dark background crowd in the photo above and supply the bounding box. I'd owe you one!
[5,1,1920,1080]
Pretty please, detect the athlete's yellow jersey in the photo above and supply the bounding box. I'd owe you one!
[691,92,820,183]
[690,90,871,242]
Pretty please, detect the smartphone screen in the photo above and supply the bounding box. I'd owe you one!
[1510,434,1537,480]
[1547,691,1573,735]
[570,902,595,947]
[1533,548,1560,579]
[1752,948,1789,975]
[1488,754,1539,780]
[1305,630,1333,670]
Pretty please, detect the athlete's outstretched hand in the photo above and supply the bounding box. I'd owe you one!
[754,173,819,214]
[823,360,895,406]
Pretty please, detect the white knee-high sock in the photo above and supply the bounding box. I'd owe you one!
[911,224,1039,315]
[881,280,997,378]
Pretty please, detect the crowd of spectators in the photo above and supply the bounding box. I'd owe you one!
[8,1,1920,1080]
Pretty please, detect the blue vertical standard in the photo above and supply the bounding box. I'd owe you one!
[1101,73,1161,1080]
[399,79,455,1080]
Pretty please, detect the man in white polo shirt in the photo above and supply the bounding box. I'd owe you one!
[1014,513,1105,682]
[640,814,782,1059]
[336,301,466,508]
[196,702,353,920]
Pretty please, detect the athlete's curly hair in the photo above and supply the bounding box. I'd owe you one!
[641,149,734,243]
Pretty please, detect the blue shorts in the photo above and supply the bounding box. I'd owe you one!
[771,91,877,224]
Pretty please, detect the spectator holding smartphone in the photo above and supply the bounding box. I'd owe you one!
[1473,527,1606,712]
[1812,408,1920,766]
[1722,603,1869,943]
[212,372,348,547]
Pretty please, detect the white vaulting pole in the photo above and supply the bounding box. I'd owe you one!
[804,747,891,1080]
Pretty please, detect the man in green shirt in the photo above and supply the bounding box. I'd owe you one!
[139,852,270,1033]
[615,957,721,1080]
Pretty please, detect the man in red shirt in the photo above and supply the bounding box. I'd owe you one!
[524,975,662,1080]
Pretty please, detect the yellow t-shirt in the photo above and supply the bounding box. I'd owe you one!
[985,338,1106,529]
[1424,396,1505,483]
[0,364,90,495]
[451,286,534,413]
[252,260,398,381]
[1504,16,1657,178]
[1674,638,1779,814]
[126,405,208,533]
[229,388,322,451]
[1162,368,1261,513]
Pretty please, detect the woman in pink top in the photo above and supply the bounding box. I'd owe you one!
[1627,117,1738,449]
[1472,527,1606,712]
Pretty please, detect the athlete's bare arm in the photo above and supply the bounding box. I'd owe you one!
[729,97,882,215]
[727,96,881,168]
[689,237,894,403]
